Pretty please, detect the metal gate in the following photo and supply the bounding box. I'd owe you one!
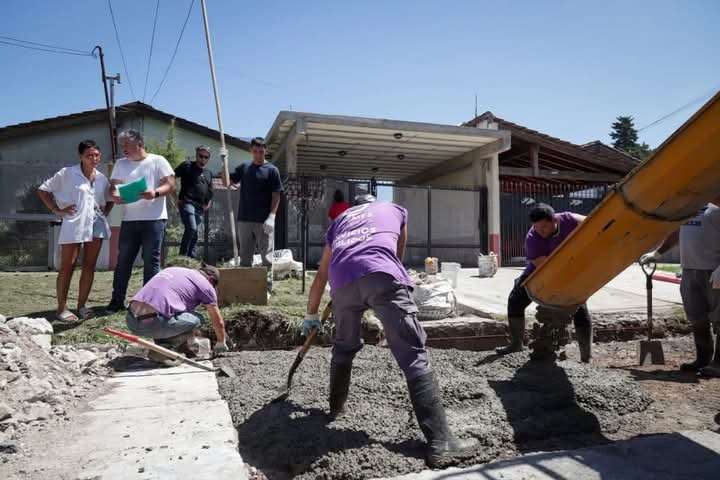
[282,177,488,268]
[501,181,611,266]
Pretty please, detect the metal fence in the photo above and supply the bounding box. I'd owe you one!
[281,177,488,268]
[500,181,612,266]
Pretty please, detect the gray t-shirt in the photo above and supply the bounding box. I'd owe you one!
[680,203,720,270]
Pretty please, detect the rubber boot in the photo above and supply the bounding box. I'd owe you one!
[328,361,353,419]
[575,325,593,363]
[680,324,713,372]
[495,316,525,355]
[407,371,478,468]
[699,333,720,378]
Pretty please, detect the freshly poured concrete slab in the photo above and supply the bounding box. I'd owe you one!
[455,265,682,318]
[382,430,720,480]
[39,363,247,480]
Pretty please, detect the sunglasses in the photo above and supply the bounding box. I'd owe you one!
[198,154,210,160]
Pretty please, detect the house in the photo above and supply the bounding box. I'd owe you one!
[0,102,251,270]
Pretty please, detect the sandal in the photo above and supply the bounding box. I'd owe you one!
[56,309,80,323]
[78,306,94,320]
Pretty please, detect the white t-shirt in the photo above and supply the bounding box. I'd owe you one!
[39,165,111,244]
[110,153,174,221]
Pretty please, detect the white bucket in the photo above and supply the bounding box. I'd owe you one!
[441,262,461,288]
[478,253,498,278]
[424,257,439,275]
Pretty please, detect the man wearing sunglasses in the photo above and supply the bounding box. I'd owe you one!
[125,264,229,361]
[175,146,215,258]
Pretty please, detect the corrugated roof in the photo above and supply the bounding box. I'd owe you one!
[0,101,250,150]
[465,111,638,173]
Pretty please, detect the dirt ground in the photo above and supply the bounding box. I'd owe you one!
[216,336,720,480]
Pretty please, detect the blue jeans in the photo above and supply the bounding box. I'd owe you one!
[126,310,204,340]
[111,220,166,305]
[179,202,203,258]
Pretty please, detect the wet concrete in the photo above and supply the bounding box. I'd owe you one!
[216,346,653,480]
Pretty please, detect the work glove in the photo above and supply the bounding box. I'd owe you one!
[711,265,720,289]
[639,250,660,265]
[302,312,322,336]
[263,213,276,235]
[213,340,229,355]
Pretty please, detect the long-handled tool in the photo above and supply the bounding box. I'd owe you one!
[638,261,665,365]
[103,327,236,377]
[272,302,332,403]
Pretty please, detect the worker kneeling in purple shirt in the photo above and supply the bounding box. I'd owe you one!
[495,203,592,362]
[303,194,478,467]
[125,265,228,360]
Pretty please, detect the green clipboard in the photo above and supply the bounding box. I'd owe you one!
[117,177,148,204]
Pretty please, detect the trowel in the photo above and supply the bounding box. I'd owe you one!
[638,261,665,365]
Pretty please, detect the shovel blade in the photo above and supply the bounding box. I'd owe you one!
[639,340,665,365]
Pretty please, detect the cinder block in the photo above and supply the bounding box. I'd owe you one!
[218,267,268,306]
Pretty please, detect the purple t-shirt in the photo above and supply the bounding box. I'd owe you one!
[325,201,413,292]
[132,267,217,318]
[524,212,580,274]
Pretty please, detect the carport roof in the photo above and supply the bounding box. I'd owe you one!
[265,111,510,181]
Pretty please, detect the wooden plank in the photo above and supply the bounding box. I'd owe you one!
[499,167,622,183]
[530,144,540,176]
[217,267,268,306]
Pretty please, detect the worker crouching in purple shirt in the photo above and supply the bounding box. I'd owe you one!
[303,194,478,468]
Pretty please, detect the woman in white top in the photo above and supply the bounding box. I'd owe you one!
[37,140,114,322]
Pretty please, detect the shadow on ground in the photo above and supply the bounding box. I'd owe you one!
[235,401,424,479]
[488,358,611,454]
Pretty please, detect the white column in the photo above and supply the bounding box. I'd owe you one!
[475,119,502,259]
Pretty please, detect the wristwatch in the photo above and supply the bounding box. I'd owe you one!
[154,191,160,199]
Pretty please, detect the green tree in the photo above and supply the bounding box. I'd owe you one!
[609,115,653,160]
[147,118,186,168]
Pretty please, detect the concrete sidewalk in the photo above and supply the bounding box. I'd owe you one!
[383,430,720,480]
[32,362,247,479]
[455,265,683,318]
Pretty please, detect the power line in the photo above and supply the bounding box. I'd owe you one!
[638,87,719,132]
[0,38,93,57]
[149,0,196,104]
[107,0,136,99]
[142,0,161,102]
[0,35,91,55]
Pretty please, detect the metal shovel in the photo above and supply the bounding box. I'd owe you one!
[638,261,665,365]
[271,302,332,403]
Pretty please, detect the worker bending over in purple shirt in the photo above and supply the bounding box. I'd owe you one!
[303,194,478,468]
[126,265,228,361]
[496,203,592,362]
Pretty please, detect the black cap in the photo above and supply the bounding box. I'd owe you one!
[250,137,266,148]
[199,264,220,286]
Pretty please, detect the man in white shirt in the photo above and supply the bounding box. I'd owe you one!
[107,129,176,311]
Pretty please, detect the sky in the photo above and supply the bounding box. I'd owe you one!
[2,0,719,149]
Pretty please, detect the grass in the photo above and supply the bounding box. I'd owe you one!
[656,263,681,274]
[0,266,324,345]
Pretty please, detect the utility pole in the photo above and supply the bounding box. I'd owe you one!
[93,46,118,163]
[106,73,121,161]
[200,0,239,260]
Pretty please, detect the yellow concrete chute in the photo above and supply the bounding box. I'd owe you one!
[525,90,720,308]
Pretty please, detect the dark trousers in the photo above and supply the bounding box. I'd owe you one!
[111,220,166,305]
[332,272,430,380]
[179,203,203,258]
[508,273,591,328]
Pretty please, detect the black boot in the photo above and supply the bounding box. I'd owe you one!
[699,333,720,378]
[407,371,478,468]
[495,316,525,355]
[328,361,352,419]
[680,324,713,371]
[575,325,593,363]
